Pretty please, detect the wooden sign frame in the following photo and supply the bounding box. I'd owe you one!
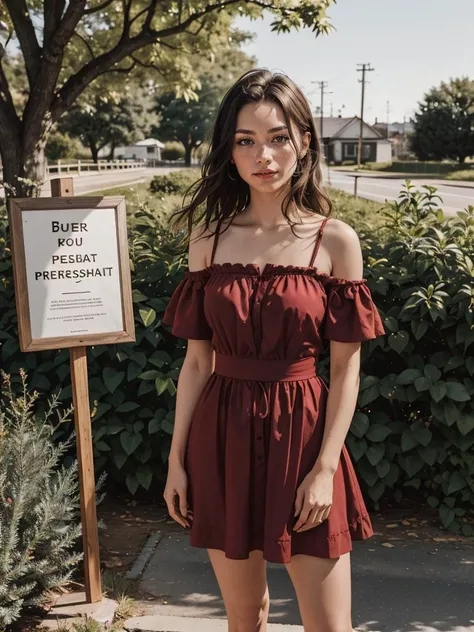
[8,179,136,604]
[9,194,135,352]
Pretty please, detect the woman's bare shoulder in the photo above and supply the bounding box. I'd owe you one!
[188,220,219,270]
[324,217,364,280]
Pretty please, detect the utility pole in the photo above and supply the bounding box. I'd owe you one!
[311,80,333,157]
[311,80,333,186]
[386,100,391,139]
[356,63,374,168]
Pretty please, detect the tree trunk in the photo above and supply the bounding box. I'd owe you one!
[1,133,47,198]
[108,142,116,160]
[90,144,99,164]
[184,144,192,167]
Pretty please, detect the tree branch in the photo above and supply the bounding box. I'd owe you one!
[49,0,87,52]
[120,0,133,41]
[49,0,264,122]
[72,31,95,60]
[130,54,167,79]
[44,0,66,48]
[3,0,41,86]
[0,56,18,121]
[84,0,116,15]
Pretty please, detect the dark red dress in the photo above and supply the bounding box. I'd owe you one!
[163,217,385,564]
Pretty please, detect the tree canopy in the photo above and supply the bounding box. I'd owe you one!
[0,0,336,194]
[411,77,474,164]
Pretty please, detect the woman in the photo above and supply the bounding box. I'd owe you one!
[162,68,385,632]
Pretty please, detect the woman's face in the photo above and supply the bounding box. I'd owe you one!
[231,100,310,192]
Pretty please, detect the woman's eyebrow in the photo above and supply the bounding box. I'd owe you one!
[234,125,288,135]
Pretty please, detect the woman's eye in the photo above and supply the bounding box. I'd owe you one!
[237,135,289,146]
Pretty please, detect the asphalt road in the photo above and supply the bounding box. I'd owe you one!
[39,166,180,196]
[325,169,474,217]
[5,166,472,219]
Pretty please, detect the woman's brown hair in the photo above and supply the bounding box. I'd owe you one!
[171,68,332,242]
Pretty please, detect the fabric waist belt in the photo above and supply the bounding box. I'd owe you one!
[214,354,316,382]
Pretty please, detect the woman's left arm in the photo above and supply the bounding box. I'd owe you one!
[293,220,366,532]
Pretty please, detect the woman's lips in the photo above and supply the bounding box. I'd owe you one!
[254,171,277,180]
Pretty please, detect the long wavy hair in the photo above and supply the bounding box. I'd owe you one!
[171,68,332,243]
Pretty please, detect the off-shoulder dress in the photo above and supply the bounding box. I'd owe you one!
[163,216,385,564]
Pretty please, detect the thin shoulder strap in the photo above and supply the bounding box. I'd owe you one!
[209,218,222,266]
[309,217,330,267]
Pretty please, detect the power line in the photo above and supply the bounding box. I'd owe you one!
[356,63,374,168]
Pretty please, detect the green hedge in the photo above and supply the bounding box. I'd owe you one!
[1,178,473,535]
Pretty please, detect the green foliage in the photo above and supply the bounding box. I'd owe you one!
[0,370,83,628]
[2,174,474,537]
[411,77,474,164]
[345,182,474,535]
[362,162,394,172]
[0,1,337,194]
[45,131,84,162]
[161,142,185,161]
[151,49,255,164]
[149,169,200,197]
[58,91,157,162]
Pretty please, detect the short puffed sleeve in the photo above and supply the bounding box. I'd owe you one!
[162,269,213,340]
[322,277,385,342]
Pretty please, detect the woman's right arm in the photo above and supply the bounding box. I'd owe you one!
[163,225,215,528]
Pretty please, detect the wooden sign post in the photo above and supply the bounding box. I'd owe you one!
[8,178,135,603]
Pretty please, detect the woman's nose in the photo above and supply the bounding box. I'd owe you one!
[256,144,272,162]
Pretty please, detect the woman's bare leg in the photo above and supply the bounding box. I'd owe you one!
[207,548,270,632]
[285,552,352,632]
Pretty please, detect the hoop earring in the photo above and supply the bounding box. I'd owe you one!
[227,162,237,181]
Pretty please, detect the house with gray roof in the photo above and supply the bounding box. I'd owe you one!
[313,116,392,165]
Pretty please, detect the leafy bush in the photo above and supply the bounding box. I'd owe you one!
[363,161,393,171]
[0,369,83,628]
[161,142,185,161]
[2,172,474,537]
[149,168,200,196]
[45,131,84,162]
[344,182,474,534]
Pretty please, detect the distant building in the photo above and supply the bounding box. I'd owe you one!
[313,116,392,165]
[373,119,415,160]
[99,138,165,161]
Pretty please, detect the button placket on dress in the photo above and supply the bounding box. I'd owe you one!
[252,276,273,469]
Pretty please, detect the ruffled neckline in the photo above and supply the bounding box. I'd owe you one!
[186,262,368,285]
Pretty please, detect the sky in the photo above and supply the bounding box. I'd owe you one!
[234,0,474,125]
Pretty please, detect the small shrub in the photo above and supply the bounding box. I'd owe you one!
[363,161,393,171]
[149,168,200,196]
[0,370,83,628]
[161,142,185,161]
[45,131,84,162]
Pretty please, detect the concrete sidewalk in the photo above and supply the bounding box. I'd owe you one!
[123,531,474,632]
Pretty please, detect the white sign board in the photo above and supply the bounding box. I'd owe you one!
[21,208,124,338]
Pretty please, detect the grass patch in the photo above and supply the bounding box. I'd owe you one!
[444,170,474,182]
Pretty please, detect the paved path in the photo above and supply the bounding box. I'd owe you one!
[128,531,474,631]
[40,166,182,196]
[325,169,474,217]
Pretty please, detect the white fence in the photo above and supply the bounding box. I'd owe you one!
[47,159,145,176]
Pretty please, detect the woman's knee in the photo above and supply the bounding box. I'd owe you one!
[227,584,270,632]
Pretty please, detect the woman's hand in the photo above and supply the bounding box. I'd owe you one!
[163,462,193,529]
[293,468,334,533]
